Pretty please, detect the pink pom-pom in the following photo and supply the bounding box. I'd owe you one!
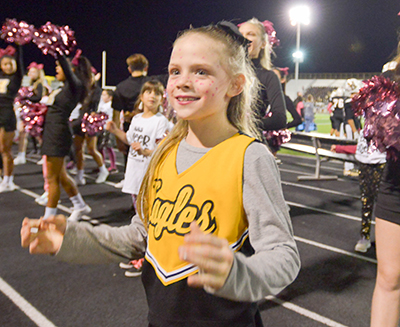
[263,129,292,147]
[352,75,400,158]
[20,102,48,137]
[32,22,76,58]
[81,112,109,136]
[1,19,35,45]
[14,86,34,106]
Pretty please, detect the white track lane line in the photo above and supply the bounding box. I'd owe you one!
[294,236,377,264]
[0,277,56,327]
[265,295,350,327]
[281,181,359,199]
[286,201,375,224]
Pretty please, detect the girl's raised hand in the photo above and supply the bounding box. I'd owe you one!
[21,215,67,255]
[179,222,234,291]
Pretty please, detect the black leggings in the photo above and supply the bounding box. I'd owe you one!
[358,162,385,238]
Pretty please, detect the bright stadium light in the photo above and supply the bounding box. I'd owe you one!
[292,51,304,62]
[289,5,310,79]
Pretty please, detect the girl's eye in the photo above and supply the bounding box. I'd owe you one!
[169,69,179,75]
[196,69,207,75]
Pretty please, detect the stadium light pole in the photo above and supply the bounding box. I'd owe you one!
[290,5,310,80]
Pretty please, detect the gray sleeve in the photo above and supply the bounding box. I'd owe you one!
[213,142,300,302]
[56,214,147,264]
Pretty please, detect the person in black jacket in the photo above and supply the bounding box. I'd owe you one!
[238,18,287,138]
[272,67,302,129]
[0,45,23,192]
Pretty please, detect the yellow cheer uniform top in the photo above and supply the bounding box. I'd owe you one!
[142,133,263,326]
[145,133,254,285]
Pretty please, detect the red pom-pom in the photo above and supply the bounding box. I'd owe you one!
[263,129,291,147]
[81,112,109,136]
[1,19,35,45]
[32,22,77,58]
[14,86,34,106]
[352,75,400,158]
[20,102,48,137]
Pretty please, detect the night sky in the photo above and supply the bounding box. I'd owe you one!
[1,0,399,85]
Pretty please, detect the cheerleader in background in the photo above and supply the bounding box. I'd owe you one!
[238,19,287,138]
[40,52,92,221]
[0,45,24,193]
[72,69,109,185]
[14,62,46,165]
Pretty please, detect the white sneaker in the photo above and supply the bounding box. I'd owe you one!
[35,191,48,204]
[36,158,44,165]
[68,204,92,222]
[74,176,86,186]
[35,191,56,206]
[114,179,124,188]
[0,181,17,193]
[355,237,371,253]
[14,156,26,165]
[95,169,109,184]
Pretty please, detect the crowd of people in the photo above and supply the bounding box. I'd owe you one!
[0,15,398,327]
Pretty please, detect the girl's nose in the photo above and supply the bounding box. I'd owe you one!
[175,74,192,89]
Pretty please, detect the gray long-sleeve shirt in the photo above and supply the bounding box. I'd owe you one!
[57,139,300,303]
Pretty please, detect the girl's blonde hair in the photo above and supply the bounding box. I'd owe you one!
[243,18,272,70]
[30,68,46,92]
[137,24,261,228]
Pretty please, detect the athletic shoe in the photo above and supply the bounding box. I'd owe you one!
[119,261,134,269]
[74,176,86,186]
[35,192,48,205]
[95,169,109,184]
[14,156,26,165]
[67,204,92,222]
[124,258,144,277]
[114,179,124,188]
[36,157,44,165]
[108,167,119,174]
[0,181,17,193]
[275,157,282,165]
[355,237,371,253]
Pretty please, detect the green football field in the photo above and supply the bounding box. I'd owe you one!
[280,113,332,156]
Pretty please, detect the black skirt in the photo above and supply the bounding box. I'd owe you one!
[41,121,72,157]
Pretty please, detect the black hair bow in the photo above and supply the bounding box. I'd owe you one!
[215,21,250,52]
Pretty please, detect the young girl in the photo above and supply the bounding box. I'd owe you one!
[107,80,170,209]
[21,22,300,326]
[14,62,46,165]
[40,53,92,221]
[0,45,23,193]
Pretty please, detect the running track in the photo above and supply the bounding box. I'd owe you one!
[0,151,376,326]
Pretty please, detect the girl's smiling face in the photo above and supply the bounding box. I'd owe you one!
[0,57,16,75]
[167,33,234,124]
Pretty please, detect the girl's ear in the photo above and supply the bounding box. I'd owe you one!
[227,74,245,98]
